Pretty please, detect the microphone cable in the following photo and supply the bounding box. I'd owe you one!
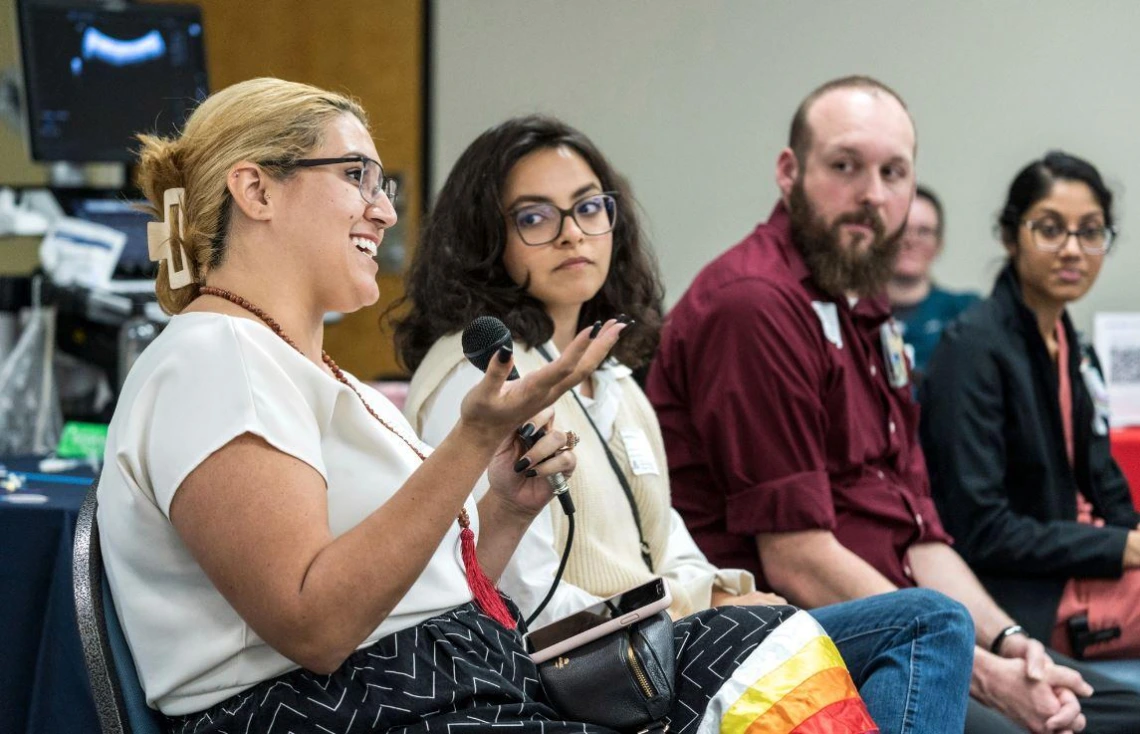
[458,316,579,628]
[525,513,574,627]
[520,424,575,628]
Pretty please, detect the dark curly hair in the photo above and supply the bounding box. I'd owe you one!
[391,115,664,372]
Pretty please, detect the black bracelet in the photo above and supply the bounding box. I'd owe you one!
[990,624,1026,654]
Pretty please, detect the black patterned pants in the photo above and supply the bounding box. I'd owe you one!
[168,602,800,733]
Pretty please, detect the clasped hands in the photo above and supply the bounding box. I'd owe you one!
[980,633,1093,734]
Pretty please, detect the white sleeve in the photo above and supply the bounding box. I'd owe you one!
[499,505,603,628]
[140,322,327,516]
[659,509,755,611]
[418,361,484,448]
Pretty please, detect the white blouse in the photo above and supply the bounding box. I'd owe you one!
[97,313,475,715]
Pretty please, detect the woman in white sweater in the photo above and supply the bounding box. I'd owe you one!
[399,119,766,625]
[393,115,976,732]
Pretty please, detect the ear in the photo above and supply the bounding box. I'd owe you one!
[226,162,273,221]
[775,148,799,200]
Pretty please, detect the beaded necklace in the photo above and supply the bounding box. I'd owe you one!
[197,285,516,629]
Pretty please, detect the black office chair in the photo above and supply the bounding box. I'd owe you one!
[73,484,165,734]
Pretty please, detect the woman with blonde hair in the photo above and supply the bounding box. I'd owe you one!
[103,77,890,734]
[98,77,626,731]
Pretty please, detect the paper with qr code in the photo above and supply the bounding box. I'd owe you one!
[1094,313,1140,427]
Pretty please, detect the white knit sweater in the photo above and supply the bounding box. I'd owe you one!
[405,333,753,624]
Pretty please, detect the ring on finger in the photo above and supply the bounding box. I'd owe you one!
[554,430,580,456]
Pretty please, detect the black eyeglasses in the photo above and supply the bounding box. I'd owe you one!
[508,192,618,246]
[278,156,397,204]
[1023,218,1115,255]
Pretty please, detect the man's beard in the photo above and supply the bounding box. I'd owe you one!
[787,178,904,298]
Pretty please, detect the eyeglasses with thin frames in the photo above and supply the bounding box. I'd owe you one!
[508,192,618,246]
[275,156,398,205]
[1022,218,1115,256]
[903,225,940,244]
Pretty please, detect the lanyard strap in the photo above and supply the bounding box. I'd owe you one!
[536,344,654,571]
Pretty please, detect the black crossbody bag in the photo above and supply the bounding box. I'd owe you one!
[532,346,674,732]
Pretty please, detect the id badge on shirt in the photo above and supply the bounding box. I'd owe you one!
[620,428,659,476]
[1080,357,1111,436]
[880,320,910,389]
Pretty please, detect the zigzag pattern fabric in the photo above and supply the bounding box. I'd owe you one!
[169,603,877,733]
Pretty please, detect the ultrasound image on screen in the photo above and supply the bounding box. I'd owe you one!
[20,3,208,162]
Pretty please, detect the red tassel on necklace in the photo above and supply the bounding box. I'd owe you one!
[458,510,517,630]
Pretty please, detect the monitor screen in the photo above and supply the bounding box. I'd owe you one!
[19,2,208,162]
[69,197,155,281]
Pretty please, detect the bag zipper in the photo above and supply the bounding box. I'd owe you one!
[626,632,656,699]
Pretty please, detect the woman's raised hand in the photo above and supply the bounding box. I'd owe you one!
[458,319,626,438]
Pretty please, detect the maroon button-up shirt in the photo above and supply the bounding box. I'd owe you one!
[647,202,951,591]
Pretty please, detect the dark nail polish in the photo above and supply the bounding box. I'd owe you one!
[525,469,538,478]
[497,345,513,364]
[531,428,547,443]
[589,320,603,339]
[518,423,536,439]
[514,457,531,473]
[616,313,628,322]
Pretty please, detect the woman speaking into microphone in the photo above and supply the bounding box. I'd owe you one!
[97,78,622,732]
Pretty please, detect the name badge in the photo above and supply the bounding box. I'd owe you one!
[620,429,659,476]
[811,301,843,349]
[1080,358,1111,436]
[880,320,910,389]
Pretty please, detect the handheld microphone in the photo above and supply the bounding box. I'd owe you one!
[462,316,520,381]
[461,316,573,506]
[463,315,578,626]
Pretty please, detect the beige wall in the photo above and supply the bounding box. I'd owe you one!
[432,0,1140,333]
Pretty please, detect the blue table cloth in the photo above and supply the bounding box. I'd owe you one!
[0,459,98,733]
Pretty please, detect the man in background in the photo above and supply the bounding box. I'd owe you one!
[648,75,1140,732]
[887,185,978,384]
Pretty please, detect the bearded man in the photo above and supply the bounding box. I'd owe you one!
[647,75,1140,733]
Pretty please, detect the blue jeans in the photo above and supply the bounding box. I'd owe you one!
[811,588,974,734]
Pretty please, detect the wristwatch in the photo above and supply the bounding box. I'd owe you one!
[990,624,1027,654]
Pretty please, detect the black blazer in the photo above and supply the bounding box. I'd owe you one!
[919,264,1140,642]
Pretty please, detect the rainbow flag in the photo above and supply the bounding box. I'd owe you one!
[696,610,878,733]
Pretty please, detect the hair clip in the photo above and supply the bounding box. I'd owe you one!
[147,187,194,289]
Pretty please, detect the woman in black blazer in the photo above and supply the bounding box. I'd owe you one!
[920,151,1140,660]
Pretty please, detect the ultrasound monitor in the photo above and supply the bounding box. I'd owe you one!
[18,1,208,162]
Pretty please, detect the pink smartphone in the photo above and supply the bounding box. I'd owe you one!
[524,577,673,663]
